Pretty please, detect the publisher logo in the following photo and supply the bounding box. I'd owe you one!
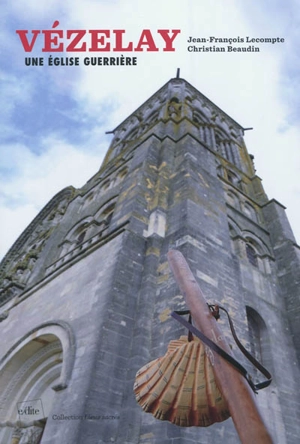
[17,399,45,421]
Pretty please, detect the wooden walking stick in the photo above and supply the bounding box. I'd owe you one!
[167,249,273,444]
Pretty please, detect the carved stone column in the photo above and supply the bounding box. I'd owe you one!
[10,427,23,444]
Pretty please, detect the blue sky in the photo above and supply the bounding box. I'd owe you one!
[1,0,300,259]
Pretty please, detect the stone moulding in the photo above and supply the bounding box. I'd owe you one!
[0,320,76,392]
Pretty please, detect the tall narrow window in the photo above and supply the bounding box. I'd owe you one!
[246,307,271,384]
[76,230,86,245]
[243,202,257,222]
[246,243,258,267]
[247,310,262,363]
[227,171,239,187]
[102,204,115,226]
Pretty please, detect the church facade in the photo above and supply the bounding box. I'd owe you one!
[0,77,299,443]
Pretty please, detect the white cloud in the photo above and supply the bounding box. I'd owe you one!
[9,0,65,21]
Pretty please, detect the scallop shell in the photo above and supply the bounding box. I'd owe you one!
[134,335,230,427]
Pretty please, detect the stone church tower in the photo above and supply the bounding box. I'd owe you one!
[0,76,299,444]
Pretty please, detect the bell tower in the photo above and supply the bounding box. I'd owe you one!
[0,77,299,444]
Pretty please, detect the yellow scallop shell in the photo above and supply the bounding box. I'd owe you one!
[134,335,230,427]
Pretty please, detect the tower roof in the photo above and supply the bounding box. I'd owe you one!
[111,77,245,135]
[102,76,247,169]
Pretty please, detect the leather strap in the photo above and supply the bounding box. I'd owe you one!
[171,307,272,393]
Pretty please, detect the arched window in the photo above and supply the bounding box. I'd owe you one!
[246,307,271,384]
[242,233,272,274]
[126,127,139,141]
[84,191,95,206]
[192,109,208,125]
[101,203,115,226]
[227,170,240,187]
[147,110,159,126]
[226,190,239,209]
[167,97,181,118]
[245,308,286,443]
[215,133,222,150]
[247,310,262,362]
[95,198,117,231]
[246,243,258,267]
[76,230,86,246]
[214,129,233,162]
[243,202,257,222]
[59,218,94,258]
[101,179,111,191]
[117,168,128,181]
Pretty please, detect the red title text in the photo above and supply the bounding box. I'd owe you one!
[16,21,181,52]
